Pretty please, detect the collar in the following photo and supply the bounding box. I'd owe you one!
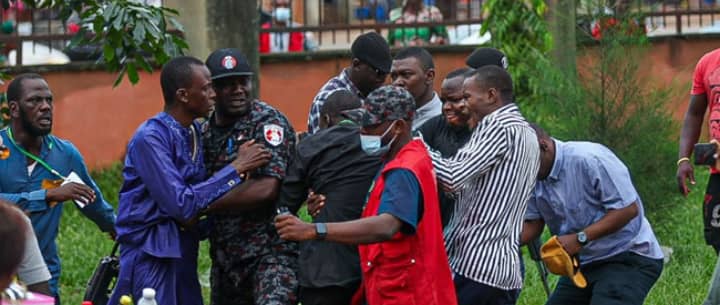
[340,68,363,97]
[547,139,564,182]
[416,92,442,116]
[495,102,519,115]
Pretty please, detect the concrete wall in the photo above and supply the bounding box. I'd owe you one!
[3,37,717,169]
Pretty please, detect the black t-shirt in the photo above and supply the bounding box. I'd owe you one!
[416,114,473,227]
[279,122,383,288]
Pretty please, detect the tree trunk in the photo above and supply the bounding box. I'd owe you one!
[547,0,577,77]
[206,0,261,97]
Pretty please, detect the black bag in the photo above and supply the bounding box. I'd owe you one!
[83,242,120,305]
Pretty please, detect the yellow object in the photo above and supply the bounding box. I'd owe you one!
[540,235,587,288]
[677,157,690,166]
[120,295,134,305]
[41,179,63,208]
[0,146,9,160]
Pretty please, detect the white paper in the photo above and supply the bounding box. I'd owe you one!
[61,171,89,208]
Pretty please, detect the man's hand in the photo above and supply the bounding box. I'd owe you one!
[275,214,316,241]
[46,182,96,203]
[677,161,695,197]
[306,191,325,218]
[557,234,582,256]
[231,140,272,174]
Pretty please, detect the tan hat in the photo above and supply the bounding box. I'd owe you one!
[541,236,587,288]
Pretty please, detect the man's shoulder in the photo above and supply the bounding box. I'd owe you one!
[314,72,350,99]
[298,125,358,154]
[252,100,294,129]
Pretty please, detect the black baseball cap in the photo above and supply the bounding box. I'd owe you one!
[351,32,392,74]
[466,47,508,70]
[205,48,253,80]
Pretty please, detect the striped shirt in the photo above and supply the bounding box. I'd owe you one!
[428,103,540,290]
[307,68,362,134]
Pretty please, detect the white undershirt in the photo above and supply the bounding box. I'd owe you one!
[27,161,37,176]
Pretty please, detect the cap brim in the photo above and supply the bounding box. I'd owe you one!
[211,71,254,80]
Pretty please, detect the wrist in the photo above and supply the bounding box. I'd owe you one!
[576,231,589,246]
[677,157,690,166]
[315,222,327,240]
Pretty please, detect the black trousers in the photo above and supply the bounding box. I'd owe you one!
[299,284,359,305]
[705,174,720,253]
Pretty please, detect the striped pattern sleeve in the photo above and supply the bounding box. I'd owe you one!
[429,117,509,192]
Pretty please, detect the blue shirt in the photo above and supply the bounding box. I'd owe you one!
[526,140,663,264]
[0,128,116,296]
[115,112,242,258]
[377,169,423,234]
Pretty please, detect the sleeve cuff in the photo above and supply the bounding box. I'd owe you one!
[28,190,46,201]
[217,165,244,188]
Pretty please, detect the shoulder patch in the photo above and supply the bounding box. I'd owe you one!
[264,124,284,146]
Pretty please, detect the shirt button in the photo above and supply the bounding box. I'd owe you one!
[227,180,236,187]
[367,262,372,267]
[410,259,416,264]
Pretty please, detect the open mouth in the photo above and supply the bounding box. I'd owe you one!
[38,117,52,125]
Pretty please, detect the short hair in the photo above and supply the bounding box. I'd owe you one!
[471,65,514,103]
[6,73,45,103]
[394,47,434,70]
[445,67,474,81]
[160,56,205,106]
[529,123,550,139]
[320,89,362,117]
[0,200,27,280]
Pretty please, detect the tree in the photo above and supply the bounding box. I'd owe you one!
[546,0,577,76]
[2,0,189,86]
[205,0,260,97]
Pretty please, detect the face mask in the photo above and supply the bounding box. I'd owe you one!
[360,121,397,156]
[273,7,291,22]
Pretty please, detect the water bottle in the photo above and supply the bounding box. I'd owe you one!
[137,288,157,305]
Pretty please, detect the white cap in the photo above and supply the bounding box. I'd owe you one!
[142,288,156,299]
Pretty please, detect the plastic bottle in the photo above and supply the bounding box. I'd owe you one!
[137,288,158,305]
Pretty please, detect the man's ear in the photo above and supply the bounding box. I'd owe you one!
[351,58,362,70]
[8,101,19,119]
[176,88,188,104]
[539,138,549,152]
[425,68,435,85]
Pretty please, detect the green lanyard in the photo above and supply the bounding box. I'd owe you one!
[6,127,65,179]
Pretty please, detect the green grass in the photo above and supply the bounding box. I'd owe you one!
[56,165,716,305]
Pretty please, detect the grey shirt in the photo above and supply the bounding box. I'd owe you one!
[17,215,51,285]
[412,92,442,131]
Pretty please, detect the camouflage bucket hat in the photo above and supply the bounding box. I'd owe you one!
[342,85,415,127]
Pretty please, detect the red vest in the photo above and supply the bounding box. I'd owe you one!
[356,140,457,305]
[259,22,304,53]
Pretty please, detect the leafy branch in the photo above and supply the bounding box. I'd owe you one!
[2,0,188,86]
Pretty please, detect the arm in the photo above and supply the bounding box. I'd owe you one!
[277,151,309,214]
[558,203,639,256]
[68,144,116,232]
[430,119,509,191]
[521,219,545,246]
[677,94,708,196]
[559,153,642,255]
[17,215,51,295]
[205,177,280,213]
[275,213,404,244]
[132,131,242,222]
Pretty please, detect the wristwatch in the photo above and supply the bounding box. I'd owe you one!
[577,231,588,246]
[315,223,327,240]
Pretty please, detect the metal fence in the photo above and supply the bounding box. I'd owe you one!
[2,0,720,66]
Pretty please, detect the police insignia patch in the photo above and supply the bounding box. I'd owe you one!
[222,56,237,69]
[264,124,283,146]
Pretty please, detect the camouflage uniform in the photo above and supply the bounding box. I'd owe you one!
[202,100,298,305]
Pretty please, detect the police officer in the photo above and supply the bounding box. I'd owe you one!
[202,48,298,305]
